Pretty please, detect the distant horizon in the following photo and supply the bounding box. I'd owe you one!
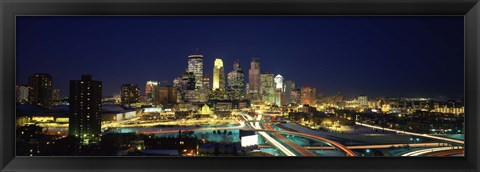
[16,16,464,98]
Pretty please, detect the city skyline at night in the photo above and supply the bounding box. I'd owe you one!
[15,16,465,157]
[16,16,464,97]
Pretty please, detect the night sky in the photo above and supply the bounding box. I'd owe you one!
[16,16,464,98]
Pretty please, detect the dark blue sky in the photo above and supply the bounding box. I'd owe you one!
[16,16,464,98]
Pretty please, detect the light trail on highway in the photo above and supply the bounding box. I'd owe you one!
[401,146,462,156]
[251,114,296,156]
[262,122,316,156]
[135,113,355,156]
[425,149,464,156]
[355,122,464,145]
[306,142,451,150]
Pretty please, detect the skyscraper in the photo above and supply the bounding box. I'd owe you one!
[69,75,102,144]
[145,81,159,104]
[301,86,317,106]
[274,74,285,106]
[181,71,196,91]
[283,80,295,104]
[121,84,140,106]
[274,74,284,91]
[248,59,261,100]
[227,60,245,100]
[212,58,225,91]
[260,73,275,105]
[198,76,211,102]
[156,86,178,105]
[187,54,204,89]
[28,73,53,108]
[179,70,198,102]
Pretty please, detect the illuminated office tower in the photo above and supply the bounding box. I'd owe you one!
[121,84,140,106]
[248,59,261,100]
[145,81,159,103]
[274,74,285,106]
[16,85,29,104]
[284,80,295,104]
[28,73,53,108]
[227,60,245,100]
[358,95,368,108]
[274,74,284,91]
[300,86,317,106]
[69,75,102,144]
[212,58,225,91]
[260,73,275,105]
[187,54,204,89]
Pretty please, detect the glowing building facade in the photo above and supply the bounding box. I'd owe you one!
[274,74,285,106]
[187,54,204,89]
[274,74,284,91]
[212,58,225,91]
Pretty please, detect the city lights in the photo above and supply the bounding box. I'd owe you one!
[15,16,464,157]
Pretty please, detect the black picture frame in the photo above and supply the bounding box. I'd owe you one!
[1,0,479,171]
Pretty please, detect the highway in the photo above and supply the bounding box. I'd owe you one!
[114,113,464,157]
[355,122,464,145]
[241,113,355,156]
[136,114,355,156]
[401,146,463,156]
[261,122,317,156]
[425,149,464,156]
[305,142,452,150]
[248,113,296,156]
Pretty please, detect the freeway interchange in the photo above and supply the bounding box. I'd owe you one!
[123,111,464,157]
